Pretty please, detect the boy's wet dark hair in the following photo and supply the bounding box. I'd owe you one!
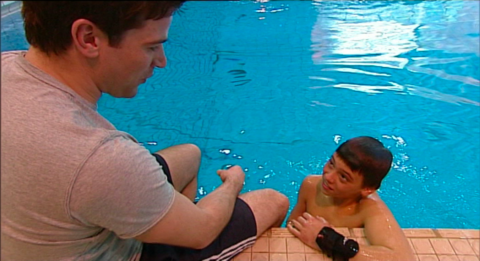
[21,1,186,56]
[336,136,393,189]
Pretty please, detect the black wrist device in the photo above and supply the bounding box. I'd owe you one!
[315,227,359,261]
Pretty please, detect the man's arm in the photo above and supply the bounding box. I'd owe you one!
[134,165,245,249]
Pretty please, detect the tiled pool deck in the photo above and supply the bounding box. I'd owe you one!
[233,228,480,261]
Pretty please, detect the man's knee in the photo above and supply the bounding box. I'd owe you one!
[263,188,289,212]
[154,143,201,159]
[183,143,201,158]
[240,188,289,220]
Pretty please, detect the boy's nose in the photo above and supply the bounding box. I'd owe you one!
[323,170,333,182]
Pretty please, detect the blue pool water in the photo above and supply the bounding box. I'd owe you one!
[2,1,479,229]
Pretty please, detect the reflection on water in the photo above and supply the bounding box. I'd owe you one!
[310,0,479,106]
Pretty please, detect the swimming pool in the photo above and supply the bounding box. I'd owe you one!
[2,1,479,229]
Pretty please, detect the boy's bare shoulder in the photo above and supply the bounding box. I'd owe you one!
[304,174,322,181]
[359,192,393,215]
[301,174,323,186]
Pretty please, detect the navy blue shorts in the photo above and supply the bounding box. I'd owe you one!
[140,154,257,261]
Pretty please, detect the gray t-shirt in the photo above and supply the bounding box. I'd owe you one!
[1,51,175,261]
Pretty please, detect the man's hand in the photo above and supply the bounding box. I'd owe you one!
[216,165,245,195]
[287,212,331,251]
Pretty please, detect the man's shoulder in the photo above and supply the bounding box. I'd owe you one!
[2,50,22,68]
[86,133,149,166]
[1,50,22,58]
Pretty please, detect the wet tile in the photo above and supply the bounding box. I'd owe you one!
[417,255,439,261]
[456,256,480,261]
[411,238,436,254]
[405,229,437,238]
[251,253,269,261]
[252,237,269,253]
[305,253,327,261]
[468,239,479,255]
[271,228,293,238]
[233,252,252,261]
[269,253,287,261]
[462,230,480,239]
[304,244,319,254]
[437,230,468,239]
[409,239,416,251]
[286,238,305,253]
[251,227,479,261]
[437,255,460,261]
[430,238,455,255]
[269,238,287,253]
[449,239,475,255]
[261,229,272,237]
[287,253,305,261]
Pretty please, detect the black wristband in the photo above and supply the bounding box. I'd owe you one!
[315,227,359,260]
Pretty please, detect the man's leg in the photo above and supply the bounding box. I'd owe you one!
[153,143,200,201]
[239,189,289,237]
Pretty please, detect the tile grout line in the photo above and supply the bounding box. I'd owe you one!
[432,228,442,238]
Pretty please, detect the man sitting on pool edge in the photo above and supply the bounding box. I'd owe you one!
[287,136,415,261]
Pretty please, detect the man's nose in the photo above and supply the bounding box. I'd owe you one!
[154,48,167,68]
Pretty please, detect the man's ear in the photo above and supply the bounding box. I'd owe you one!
[360,187,376,198]
[71,19,102,58]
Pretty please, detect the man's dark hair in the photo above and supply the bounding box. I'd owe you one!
[336,136,393,189]
[21,1,186,56]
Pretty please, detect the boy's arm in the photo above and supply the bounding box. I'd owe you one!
[287,175,316,222]
[287,201,415,261]
[350,201,415,261]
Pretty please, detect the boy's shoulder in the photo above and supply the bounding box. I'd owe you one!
[301,174,323,185]
[304,174,323,180]
[358,192,392,215]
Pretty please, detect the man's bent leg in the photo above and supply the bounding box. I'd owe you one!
[239,189,289,237]
[140,198,256,261]
[153,143,200,201]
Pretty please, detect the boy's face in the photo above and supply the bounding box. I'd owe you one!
[321,152,372,198]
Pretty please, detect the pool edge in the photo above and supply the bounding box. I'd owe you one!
[233,227,480,260]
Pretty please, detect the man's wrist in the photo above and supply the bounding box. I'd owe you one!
[315,227,359,260]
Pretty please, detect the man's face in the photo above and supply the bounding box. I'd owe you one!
[321,152,366,198]
[97,16,172,98]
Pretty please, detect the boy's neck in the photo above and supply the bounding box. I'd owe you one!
[330,194,363,209]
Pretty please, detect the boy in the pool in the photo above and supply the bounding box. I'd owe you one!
[287,136,415,261]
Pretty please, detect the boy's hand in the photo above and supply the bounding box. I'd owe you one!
[287,212,331,251]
